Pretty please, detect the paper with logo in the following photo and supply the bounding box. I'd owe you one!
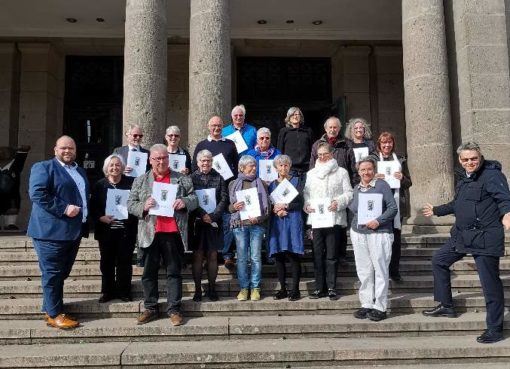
[309,197,334,228]
[168,154,186,172]
[225,130,248,154]
[377,161,401,189]
[149,182,178,217]
[212,153,234,180]
[357,193,383,226]
[270,178,298,204]
[258,159,278,182]
[235,187,261,221]
[105,189,130,220]
[126,151,148,177]
[353,147,369,163]
[196,188,217,214]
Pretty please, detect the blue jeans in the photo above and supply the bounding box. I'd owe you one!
[33,238,80,317]
[233,224,264,289]
[222,212,234,259]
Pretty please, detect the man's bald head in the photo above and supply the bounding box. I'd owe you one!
[54,135,77,164]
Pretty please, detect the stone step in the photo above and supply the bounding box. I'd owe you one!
[0,292,506,319]
[1,259,508,280]
[2,275,509,298]
[1,335,510,368]
[0,311,508,345]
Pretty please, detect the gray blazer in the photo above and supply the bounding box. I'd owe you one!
[127,170,198,251]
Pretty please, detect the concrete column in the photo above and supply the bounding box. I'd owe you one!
[0,44,19,147]
[453,0,510,175]
[342,46,371,123]
[17,42,64,227]
[188,0,231,152]
[402,0,455,228]
[123,0,167,148]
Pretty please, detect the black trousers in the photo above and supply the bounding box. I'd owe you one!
[274,251,301,293]
[312,225,340,291]
[98,229,135,297]
[141,232,183,314]
[431,242,504,331]
[389,228,401,276]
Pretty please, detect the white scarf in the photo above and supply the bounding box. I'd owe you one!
[380,152,401,230]
[313,158,338,179]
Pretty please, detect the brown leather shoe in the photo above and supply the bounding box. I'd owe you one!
[136,310,158,325]
[46,314,79,329]
[169,312,183,326]
[44,312,77,322]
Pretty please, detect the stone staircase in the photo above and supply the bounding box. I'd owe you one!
[0,233,509,368]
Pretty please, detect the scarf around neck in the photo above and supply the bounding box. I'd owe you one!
[312,158,338,179]
[229,173,268,222]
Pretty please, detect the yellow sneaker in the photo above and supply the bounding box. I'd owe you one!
[237,288,249,301]
[250,288,261,301]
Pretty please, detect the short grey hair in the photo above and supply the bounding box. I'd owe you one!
[257,127,271,138]
[355,156,377,171]
[165,125,181,135]
[150,143,167,154]
[231,104,246,117]
[273,154,292,168]
[126,124,142,135]
[456,141,482,155]
[102,154,125,177]
[323,116,341,130]
[238,155,257,172]
[196,149,212,161]
[345,118,372,140]
[317,141,333,153]
[284,106,304,127]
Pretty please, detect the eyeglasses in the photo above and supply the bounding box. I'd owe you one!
[150,156,168,162]
[258,137,270,141]
[131,134,143,138]
[291,113,301,117]
[317,153,331,158]
[167,134,180,138]
[233,114,244,117]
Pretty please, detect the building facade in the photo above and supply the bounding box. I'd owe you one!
[1,0,510,229]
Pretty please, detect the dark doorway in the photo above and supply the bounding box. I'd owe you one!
[236,57,340,144]
[63,56,123,184]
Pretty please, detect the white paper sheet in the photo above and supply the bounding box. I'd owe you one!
[105,189,130,220]
[196,188,217,214]
[236,187,261,221]
[309,197,335,228]
[225,130,248,154]
[126,151,148,178]
[168,154,186,172]
[212,153,234,180]
[270,178,298,204]
[377,161,401,189]
[357,193,383,225]
[149,182,178,217]
[258,159,278,182]
[353,147,369,163]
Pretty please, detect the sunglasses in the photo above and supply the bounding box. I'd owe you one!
[167,134,180,138]
[132,134,143,138]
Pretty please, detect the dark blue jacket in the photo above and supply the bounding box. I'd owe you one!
[434,160,510,257]
[27,158,89,241]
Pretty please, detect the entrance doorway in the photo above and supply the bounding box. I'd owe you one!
[236,57,341,143]
[63,56,123,184]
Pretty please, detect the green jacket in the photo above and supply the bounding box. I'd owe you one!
[127,170,198,251]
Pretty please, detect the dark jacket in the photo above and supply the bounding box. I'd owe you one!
[190,169,228,223]
[277,126,313,174]
[90,175,138,242]
[309,134,354,180]
[433,159,510,257]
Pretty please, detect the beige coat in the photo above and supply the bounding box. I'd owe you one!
[127,170,198,251]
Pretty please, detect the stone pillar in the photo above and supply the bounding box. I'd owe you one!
[188,0,231,152]
[402,0,455,228]
[123,0,167,148]
[0,44,19,147]
[342,46,372,124]
[17,43,64,227]
[452,0,510,175]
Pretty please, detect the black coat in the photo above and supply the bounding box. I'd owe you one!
[434,160,510,257]
[90,175,138,242]
[277,126,313,174]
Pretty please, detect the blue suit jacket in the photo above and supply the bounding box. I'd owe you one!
[27,158,89,241]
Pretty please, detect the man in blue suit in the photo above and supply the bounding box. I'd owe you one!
[27,135,89,329]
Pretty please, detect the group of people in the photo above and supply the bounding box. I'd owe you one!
[27,104,510,344]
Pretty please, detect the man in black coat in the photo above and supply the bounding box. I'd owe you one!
[422,142,510,344]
